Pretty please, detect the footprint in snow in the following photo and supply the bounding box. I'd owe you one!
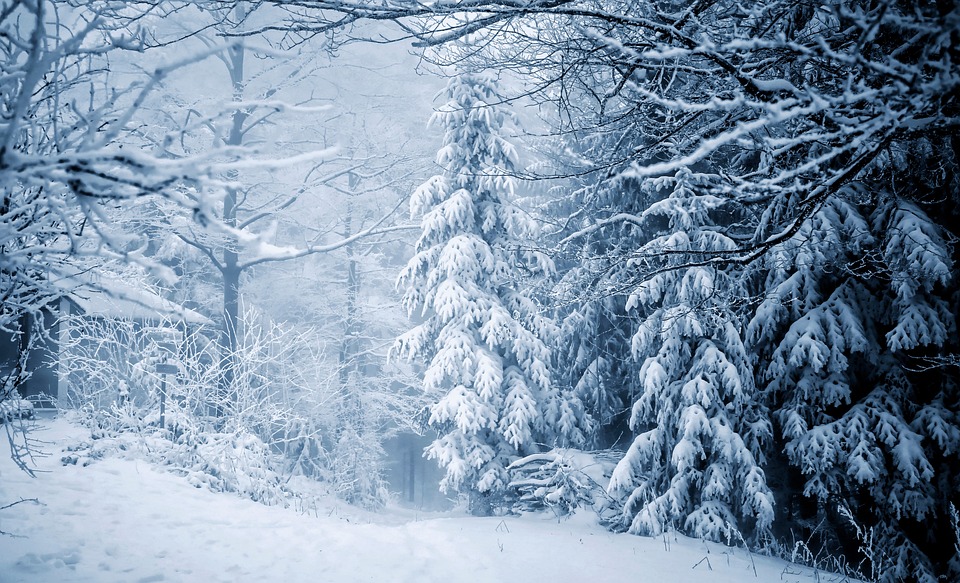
[14,549,81,573]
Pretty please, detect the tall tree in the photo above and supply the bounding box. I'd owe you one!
[545,122,650,450]
[747,151,959,583]
[608,168,775,543]
[395,72,591,513]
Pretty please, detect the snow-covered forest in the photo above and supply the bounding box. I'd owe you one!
[2,1,958,582]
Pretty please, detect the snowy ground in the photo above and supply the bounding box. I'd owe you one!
[1,417,853,583]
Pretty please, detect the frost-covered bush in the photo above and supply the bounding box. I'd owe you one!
[60,299,419,511]
[58,316,164,413]
[0,396,34,422]
[57,308,337,505]
[167,429,288,505]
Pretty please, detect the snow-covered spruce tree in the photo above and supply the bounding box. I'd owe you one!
[557,292,636,448]
[608,168,775,543]
[747,187,959,580]
[548,141,652,450]
[395,72,591,514]
[747,196,877,547]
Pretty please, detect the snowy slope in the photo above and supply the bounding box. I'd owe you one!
[0,417,851,583]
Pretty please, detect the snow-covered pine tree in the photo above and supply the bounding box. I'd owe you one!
[748,189,960,582]
[558,294,635,447]
[394,72,591,513]
[608,167,775,543]
[747,195,877,541]
[549,146,652,450]
[853,196,958,583]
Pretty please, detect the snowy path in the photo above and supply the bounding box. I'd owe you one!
[1,418,838,583]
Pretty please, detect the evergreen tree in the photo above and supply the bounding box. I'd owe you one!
[550,152,650,449]
[748,192,959,582]
[394,72,591,512]
[609,168,775,543]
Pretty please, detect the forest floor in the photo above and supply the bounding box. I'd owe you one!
[0,416,857,583]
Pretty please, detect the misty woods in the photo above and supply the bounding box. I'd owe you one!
[1,2,957,582]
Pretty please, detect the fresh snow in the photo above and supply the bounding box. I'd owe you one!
[0,417,851,583]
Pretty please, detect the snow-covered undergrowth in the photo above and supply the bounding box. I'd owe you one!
[0,416,861,583]
[61,409,311,508]
[57,311,390,509]
[509,448,621,520]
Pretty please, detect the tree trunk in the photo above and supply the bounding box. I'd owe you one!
[215,37,248,417]
[338,173,363,429]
